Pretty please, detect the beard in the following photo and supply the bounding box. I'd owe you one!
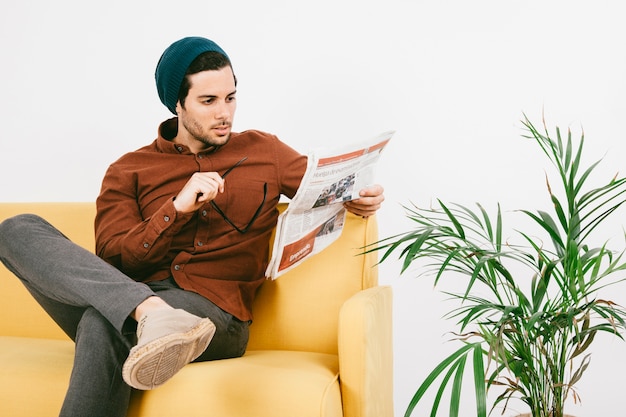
[196,130,231,149]
[181,115,232,149]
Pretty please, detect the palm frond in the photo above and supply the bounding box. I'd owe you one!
[374,115,626,417]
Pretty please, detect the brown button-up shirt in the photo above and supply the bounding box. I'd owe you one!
[95,118,307,321]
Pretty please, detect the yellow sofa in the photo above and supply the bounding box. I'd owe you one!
[0,202,393,417]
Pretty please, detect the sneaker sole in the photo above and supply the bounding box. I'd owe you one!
[122,318,216,390]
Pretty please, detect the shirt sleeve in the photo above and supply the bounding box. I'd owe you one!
[274,138,307,199]
[94,162,193,278]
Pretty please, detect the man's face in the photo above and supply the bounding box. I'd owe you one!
[176,66,237,152]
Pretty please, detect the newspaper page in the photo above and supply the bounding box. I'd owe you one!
[265,130,394,279]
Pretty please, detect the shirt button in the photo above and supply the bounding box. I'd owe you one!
[198,154,204,159]
[202,210,207,216]
[143,243,149,248]
[176,146,183,152]
[164,215,170,222]
[197,241,204,246]
[174,265,180,271]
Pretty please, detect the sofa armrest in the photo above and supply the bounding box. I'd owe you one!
[338,285,394,417]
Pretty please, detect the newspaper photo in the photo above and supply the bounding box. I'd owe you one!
[265,130,394,279]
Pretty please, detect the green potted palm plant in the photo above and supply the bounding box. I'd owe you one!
[375,115,626,417]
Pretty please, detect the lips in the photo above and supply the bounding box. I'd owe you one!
[213,124,231,135]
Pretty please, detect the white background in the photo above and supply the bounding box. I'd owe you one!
[2,1,625,416]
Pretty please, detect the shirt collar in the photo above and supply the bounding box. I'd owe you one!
[155,117,222,156]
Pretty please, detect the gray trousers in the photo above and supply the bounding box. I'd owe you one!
[0,214,249,417]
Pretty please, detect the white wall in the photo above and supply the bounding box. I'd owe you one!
[1,1,625,416]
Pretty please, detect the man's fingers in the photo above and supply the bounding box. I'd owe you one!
[175,172,225,212]
[358,184,384,198]
[342,184,385,217]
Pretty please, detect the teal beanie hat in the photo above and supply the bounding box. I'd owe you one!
[155,37,229,114]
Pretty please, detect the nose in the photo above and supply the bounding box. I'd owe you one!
[215,99,232,120]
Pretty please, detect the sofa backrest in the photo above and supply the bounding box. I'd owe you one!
[0,203,379,354]
[248,207,379,355]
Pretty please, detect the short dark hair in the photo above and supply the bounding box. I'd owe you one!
[178,51,237,109]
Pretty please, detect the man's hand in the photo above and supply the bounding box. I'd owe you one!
[343,184,385,218]
[173,172,225,213]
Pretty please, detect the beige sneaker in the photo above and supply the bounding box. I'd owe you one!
[122,308,216,390]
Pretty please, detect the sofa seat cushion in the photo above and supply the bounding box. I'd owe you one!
[0,336,73,417]
[0,337,342,417]
[129,350,343,417]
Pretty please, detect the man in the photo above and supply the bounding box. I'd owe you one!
[0,36,384,417]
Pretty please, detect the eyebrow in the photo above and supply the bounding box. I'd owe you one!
[198,89,237,99]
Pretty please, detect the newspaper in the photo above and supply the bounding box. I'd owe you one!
[265,130,394,279]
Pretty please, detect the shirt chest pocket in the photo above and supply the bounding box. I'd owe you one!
[209,179,268,232]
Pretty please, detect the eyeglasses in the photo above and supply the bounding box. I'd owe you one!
[210,157,267,234]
